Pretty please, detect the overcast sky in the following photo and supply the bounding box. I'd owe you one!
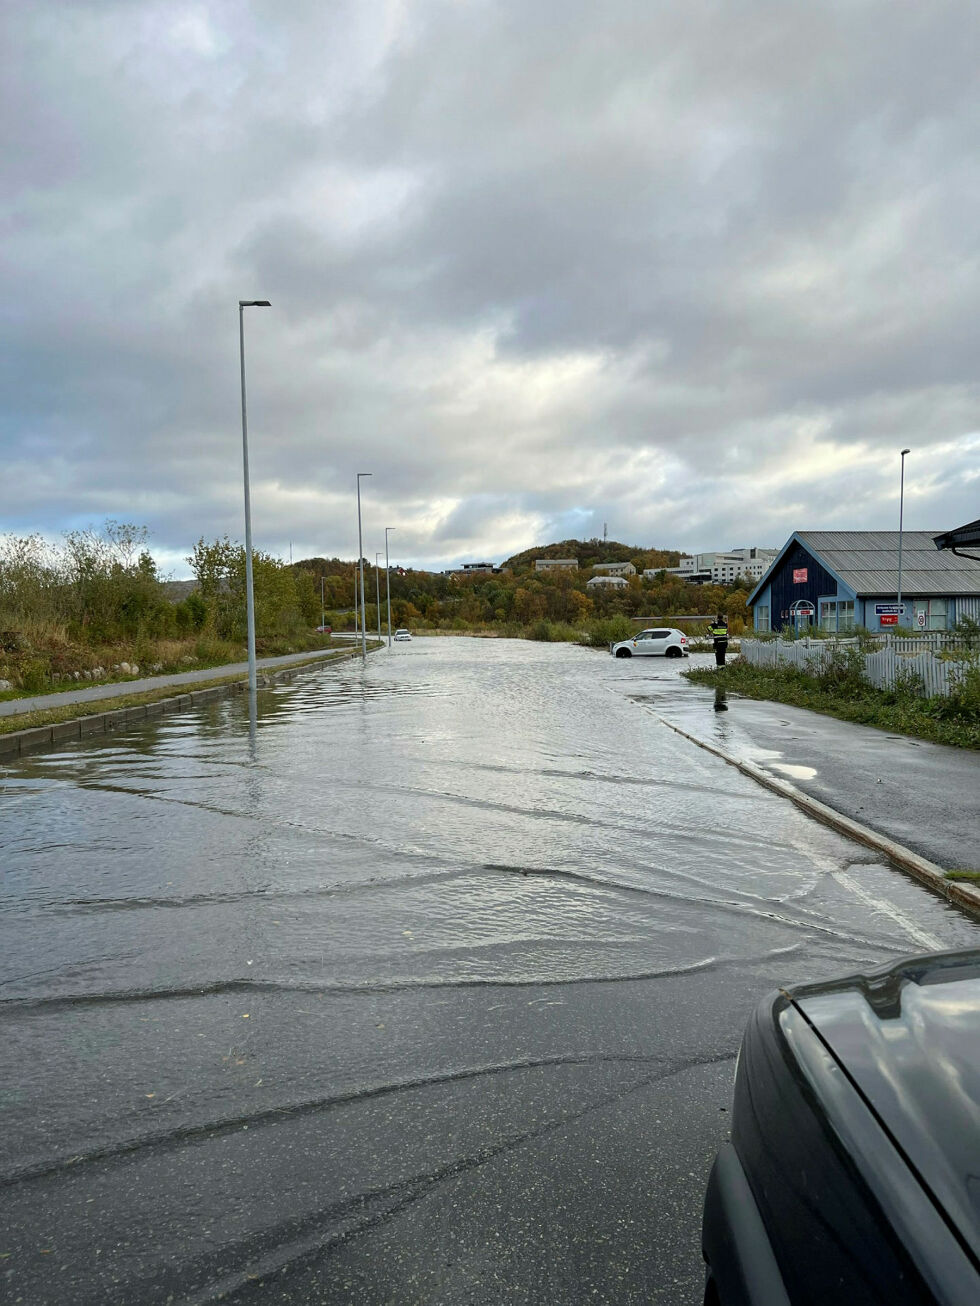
[2,1,978,576]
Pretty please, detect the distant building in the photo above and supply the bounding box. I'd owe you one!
[445,562,500,575]
[747,531,980,633]
[592,561,636,577]
[662,548,778,585]
[586,575,628,590]
[534,558,578,572]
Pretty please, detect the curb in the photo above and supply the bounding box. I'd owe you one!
[0,647,369,761]
[657,715,980,921]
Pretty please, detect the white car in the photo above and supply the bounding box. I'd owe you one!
[393,628,412,642]
[611,627,688,659]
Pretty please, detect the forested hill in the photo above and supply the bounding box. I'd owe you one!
[502,539,680,573]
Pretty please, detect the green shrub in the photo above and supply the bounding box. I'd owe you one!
[582,615,635,648]
[18,657,50,692]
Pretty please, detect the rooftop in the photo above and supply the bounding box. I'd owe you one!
[752,531,980,600]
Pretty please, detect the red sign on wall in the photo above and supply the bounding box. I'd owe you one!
[880,613,898,626]
[793,568,808,583]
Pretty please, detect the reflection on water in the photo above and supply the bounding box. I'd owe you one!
[1,638,976,1304]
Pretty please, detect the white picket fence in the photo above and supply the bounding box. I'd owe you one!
[741,635,976,698]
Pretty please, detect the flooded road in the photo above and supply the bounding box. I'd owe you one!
[2,638,977,1304]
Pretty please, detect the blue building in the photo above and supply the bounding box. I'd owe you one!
[746,531,980,634]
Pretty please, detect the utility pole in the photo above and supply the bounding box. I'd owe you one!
[897,448,910,628]
[356,473,371,658]
[385,527,395,648]
[375,553,383,641]
[238,298,271,697]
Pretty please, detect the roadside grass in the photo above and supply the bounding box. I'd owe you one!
[0,646,372,736]
[684,659,980,751]
[945,870,980,883]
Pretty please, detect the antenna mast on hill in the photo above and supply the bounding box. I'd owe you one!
[603,522,608,543]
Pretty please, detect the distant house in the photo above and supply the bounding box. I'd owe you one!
[534,558,578,572]
[747,531,980,633]
[663,548,778,585]
[445,562,500,575]
[586,575,628,590]
[592,561,636,577]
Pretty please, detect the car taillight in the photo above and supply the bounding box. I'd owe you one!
[680,636,687,643]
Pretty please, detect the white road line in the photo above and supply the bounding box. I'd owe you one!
[833,870,944,951]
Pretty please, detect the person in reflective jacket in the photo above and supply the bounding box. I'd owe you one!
[708,614,729,667]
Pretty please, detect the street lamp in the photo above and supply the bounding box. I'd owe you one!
[375,553,383,641]
[897,448,910,628]
[238,299,271,696]
[384,527,395,648]
[356,473,371,658]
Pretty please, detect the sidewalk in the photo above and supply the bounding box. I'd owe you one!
[657,678,980,875]
[0,647,361,720]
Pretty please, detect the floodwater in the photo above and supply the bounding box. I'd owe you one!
[1,638,977,1304]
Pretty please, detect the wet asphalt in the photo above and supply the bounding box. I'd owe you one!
[1,639,977,1305]
[653,672,980,873]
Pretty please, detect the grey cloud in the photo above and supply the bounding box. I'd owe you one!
[1,1,978,572]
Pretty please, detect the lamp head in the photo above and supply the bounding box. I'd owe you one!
[901,447,910,456]
[239,300,271,307]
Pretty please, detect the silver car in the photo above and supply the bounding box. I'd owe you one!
[611,627,688,658]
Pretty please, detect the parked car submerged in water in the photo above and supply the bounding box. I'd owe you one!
[610,628,688,658]
[702,949,980,1305]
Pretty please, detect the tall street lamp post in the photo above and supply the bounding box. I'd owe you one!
[375,553,383,641]
[384,527,395,648]
[320,575,325,631]
[897,447,910,628]
[238,299,271,696]
[356,473,371,659]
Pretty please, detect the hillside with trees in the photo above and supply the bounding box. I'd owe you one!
[295,540,753,640]
[502,539,680,573]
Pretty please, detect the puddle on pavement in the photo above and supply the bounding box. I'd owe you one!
[769,762,819,781]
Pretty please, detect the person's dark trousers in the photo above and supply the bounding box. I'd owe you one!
[714,641,728,667]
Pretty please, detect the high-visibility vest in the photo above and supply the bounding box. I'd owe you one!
[709,624,728,639]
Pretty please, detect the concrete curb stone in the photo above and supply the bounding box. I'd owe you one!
[657,715,980,922]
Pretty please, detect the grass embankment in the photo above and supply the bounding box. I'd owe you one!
[684,659,980,751]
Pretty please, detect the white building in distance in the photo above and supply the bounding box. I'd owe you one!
[592,561,636,577]
[586,575,629,589]
[534,558,579,572]
[655,548,778,585]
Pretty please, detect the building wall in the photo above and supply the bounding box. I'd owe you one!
[759,541,840,632]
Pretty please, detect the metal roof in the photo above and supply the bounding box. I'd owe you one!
[798,531,980,597]
[747,531,980,602]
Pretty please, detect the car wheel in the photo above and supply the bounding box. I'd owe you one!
[665,646,683,658]
[615,648,632,658]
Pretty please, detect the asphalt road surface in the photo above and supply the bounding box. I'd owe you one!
[2,639,977,1305]
[653,674,980,872]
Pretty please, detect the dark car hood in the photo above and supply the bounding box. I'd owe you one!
[789,950,980,1266]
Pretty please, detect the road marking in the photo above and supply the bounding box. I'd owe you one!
[832,870,944,951]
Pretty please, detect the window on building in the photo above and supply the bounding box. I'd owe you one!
[819,601,836,632]
[912,599,948,631]
[838,601,855,631]
[757,606,770,632]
